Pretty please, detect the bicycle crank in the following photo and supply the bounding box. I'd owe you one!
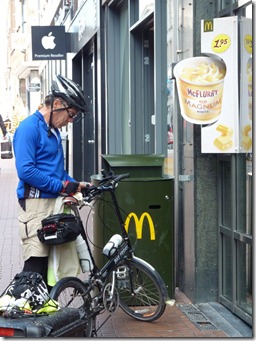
[103,283,120,314]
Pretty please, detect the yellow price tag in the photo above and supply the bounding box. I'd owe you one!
[211,34,231,53]
[244,34,252,54]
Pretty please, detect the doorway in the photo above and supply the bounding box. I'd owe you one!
[130,13,155,154]
[72,40,97,182]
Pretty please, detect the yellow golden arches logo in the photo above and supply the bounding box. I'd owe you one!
[204,20,213,32]
[124,212,155,240]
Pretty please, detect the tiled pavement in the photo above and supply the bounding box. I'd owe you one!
[95,289,227,338]
[0,158,23,292]
[0,158,251,338]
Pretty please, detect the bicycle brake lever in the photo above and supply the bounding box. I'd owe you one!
[101,169,108,178]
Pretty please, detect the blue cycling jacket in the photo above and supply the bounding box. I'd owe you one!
[13,111,74,199]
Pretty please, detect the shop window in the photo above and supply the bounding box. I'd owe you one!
[236,241,252,316]
[221,160,232,228]
[218,0,238,11]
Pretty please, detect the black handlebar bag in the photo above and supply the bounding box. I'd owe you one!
[1,140,13,159]
[37,213,82,245]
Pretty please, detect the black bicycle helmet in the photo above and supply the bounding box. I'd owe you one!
[51,75,88,113]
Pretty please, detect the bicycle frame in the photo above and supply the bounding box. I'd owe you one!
[51,172,169,334]
[69,175,135,282]
[96,240,131,279]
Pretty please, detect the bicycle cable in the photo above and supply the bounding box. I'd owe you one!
[83,193,139,251]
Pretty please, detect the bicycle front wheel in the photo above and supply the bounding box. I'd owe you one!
[50,277,94,337]
[114,256,167,322]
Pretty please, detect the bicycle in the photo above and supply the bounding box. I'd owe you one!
[50,171,172,337]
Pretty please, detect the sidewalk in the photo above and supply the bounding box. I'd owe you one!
[95,289,227,338]
[0,158,250,338]
[0,158,23,293]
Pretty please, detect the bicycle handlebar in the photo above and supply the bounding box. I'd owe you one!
[81,171,130,202]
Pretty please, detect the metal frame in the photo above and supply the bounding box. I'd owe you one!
[218,154,252,326]
[216,0,253,326]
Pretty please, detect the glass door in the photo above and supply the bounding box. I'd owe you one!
[218,154,252,326]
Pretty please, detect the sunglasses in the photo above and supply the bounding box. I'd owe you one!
[61,101,78,119]
[65,108,78,119]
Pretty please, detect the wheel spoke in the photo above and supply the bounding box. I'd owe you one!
[114,258,166,322]
[50,278,94,337]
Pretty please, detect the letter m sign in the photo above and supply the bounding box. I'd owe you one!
[124,212,156,240]
[203,19,214,32]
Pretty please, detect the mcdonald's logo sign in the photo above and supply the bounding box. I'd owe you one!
[203,19,213,32]
[124,212,155,240]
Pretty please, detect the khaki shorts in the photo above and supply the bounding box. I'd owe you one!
[18,198,56,261]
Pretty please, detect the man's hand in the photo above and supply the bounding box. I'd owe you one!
[61,181,80,195]
[61,181,91,195]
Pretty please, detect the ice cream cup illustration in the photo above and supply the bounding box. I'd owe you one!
[174,56,227,124]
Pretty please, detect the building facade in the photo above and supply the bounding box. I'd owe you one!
[2,0,253,326]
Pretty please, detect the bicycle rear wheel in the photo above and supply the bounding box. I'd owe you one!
[113,256,167,322]
[50,277,94,337]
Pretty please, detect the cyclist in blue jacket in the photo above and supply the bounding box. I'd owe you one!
[13,75,88,286]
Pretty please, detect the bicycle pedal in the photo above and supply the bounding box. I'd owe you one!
[116,266,127,279]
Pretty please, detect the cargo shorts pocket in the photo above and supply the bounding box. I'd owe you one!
[18,210,38,240]
[18,198,56,241]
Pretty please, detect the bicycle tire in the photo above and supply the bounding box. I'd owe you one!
[50,277,94,337]
[112,256,168,322]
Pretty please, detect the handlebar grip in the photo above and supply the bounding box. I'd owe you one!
[99,172,130,185]
[81,172,130,200]
[112,173,130,183]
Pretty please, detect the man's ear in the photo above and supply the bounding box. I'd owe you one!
[53,98,61,108]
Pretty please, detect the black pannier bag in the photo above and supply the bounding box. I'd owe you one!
[37,213,83,245]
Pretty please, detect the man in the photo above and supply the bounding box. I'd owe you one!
[13,75,88,285]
